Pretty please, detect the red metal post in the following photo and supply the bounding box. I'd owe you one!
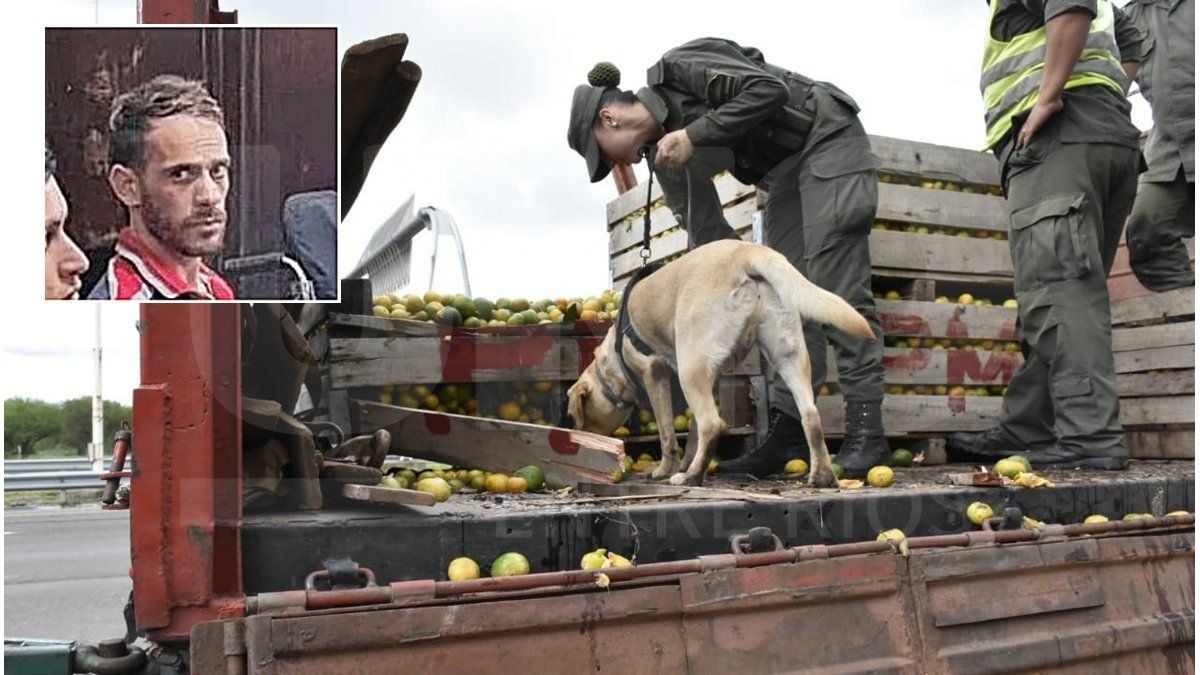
[139,0,237,24]
[131,305,243,643]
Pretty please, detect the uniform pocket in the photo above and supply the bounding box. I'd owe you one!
[800,147,880,255]
[1009,192,1092,293]
[1051,373,1093,399]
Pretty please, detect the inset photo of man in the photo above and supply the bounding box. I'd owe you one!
[45,27,339,300]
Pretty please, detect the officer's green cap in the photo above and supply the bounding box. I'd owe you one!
[568,62,623,183]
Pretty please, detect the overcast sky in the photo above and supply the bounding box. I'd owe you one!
[5,0,1153,406]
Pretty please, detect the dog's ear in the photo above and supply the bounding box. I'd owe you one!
[567,379,590,429]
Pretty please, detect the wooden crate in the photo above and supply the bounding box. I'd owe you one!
[1107,288,1195,459]
[607,136,1013,292]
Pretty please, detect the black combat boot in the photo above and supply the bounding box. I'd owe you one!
[947,426,1034,462]
[1021,443,1128,470]
[836,399,890,478]
[715,409,809,478]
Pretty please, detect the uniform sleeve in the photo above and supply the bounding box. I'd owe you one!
[1112,3,1149,63]
[1037,0,1098,20]
[661,41,790,147]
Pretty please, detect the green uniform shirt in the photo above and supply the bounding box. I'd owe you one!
[634,37,860,185]
[1125,0,1195,182]
[989,0,1147,165]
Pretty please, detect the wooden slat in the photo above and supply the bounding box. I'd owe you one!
[1110,286,1194,325]
[876,183,1007,232]
[614,228,1015,287]
[607,136,1001,224]
[610,212,755,281]
[1112,322,1195,352]
[1126,428,1195,460]
[871,230,1014,277]
[607,171,755,227]
[868,135,1001,186]
[1113,344,1195,374]
[328,312,439,336]
[609,188,756,255]
[1119,396,1195,426]
[356,402,625,486]
[877,300,1018,340]
[818,394,1004,435]
[1116,371,1195,397]
[825,347,1021,386]
[329,336,761,387]
[329,335,589,387]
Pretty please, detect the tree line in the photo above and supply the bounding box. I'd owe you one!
[4,397,133,458]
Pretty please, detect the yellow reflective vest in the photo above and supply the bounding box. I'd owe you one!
[981,0,1128,150]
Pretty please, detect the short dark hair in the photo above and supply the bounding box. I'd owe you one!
[45,143,55,183]
[108,75,225,169]
[593,87,638,129]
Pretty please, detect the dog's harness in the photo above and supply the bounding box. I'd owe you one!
[594,261,663,410]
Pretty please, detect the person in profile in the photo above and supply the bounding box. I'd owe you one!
[89,75,235,300]
[45,143,89,300]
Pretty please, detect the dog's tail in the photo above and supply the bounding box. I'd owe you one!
[744,249,875,339]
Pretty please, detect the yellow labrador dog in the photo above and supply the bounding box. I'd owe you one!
[567,240,873,487]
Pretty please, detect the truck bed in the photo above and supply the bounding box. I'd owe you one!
[242,460,1193,594]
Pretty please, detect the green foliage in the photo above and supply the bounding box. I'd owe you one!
[4,397,132,458]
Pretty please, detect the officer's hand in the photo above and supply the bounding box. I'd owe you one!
[656,129,695,168]
[1015,98,1063,150]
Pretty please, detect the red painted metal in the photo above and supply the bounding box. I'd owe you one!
[139,0,237,24]
[131,305,244,643]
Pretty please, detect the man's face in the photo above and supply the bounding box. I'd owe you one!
[136,115,231,257]
[44,176,89,300]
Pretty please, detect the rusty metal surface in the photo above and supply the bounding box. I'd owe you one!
[204,526,1194,673]
[132,305,244,643]
[140,0,237,24]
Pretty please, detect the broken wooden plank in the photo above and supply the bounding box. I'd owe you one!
[355,401,626,486]
[339,482,437,507]
[1112,322,1195,352]
[1110,286,1194,325]
[876,300,1018,340]
[876,183,1006,232]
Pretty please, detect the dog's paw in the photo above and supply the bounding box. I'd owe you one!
[669,471,704,487]
[808,467,838,489]
[651,463,674,479]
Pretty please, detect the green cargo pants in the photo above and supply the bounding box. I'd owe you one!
[1000,141,1140,457]
[1126,167,1196,291]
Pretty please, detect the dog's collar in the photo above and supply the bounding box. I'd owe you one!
[593,355,636,408]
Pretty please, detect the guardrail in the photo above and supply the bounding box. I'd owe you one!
[4,459,104,492]
[4,458,92,474]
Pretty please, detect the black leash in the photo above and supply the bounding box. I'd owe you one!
[639,146,655,266]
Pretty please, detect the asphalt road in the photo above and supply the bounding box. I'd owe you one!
[5,507,131,644]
